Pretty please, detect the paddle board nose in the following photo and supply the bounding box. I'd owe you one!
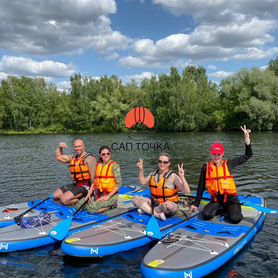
[125,107,155,128]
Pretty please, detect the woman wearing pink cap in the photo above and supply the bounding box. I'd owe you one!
[190,125,252,224]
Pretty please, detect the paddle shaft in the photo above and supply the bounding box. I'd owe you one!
[151,197,155,215]
[180,194,253,206]
[179,194,277,214]
[72,198,89,217]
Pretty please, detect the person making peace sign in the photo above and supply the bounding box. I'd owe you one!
[190,125,252,224]
[132,153,191,221]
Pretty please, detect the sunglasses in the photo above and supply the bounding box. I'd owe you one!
[158,160,170,165]
[101,152,111,156]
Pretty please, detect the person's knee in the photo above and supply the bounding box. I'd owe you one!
[229,213,243,224]
[161,201,178,216]
[53,194,60,200]
[132,196,147,208]
[131,196,140,207]
[202,210,214,220]
[60,195,72,206]
[53,189,62,200]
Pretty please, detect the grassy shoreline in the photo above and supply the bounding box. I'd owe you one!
[1,128,277,135]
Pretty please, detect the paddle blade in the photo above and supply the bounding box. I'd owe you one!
[49,217,73,241]
[146,216,162,240]
[243,202,278,214]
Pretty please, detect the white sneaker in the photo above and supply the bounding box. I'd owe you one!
[154,211,166,221]
[159,212,166,221]
[137,208,143,215]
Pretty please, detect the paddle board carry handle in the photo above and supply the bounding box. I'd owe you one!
[3,208,20,213]
[14,194,53,224]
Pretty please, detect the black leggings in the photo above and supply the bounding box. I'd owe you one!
[202,196,243,224]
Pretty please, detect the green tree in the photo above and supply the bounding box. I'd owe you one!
[268,57,278,76]
[220,68,277,130]
[0,86,6,128]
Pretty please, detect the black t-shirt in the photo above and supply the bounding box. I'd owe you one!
[192,144,253,207]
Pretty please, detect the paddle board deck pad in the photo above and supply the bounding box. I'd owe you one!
[0,185,139,228]
[0,185,149,253]
[61,203,201,258]
[141,194,266,278]
[0,198,70,228]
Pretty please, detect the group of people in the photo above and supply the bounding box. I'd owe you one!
[54,125,252,224]
[54,141,122,213]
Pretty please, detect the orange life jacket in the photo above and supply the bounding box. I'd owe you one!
[206,160,238,202]
[93,161,117,193]
[70,152,92,185]
[149,170,179,204]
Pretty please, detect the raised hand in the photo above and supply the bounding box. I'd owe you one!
[240,125,251,145]
[136,158,144,171]
[189,205,198,213]
[59,142,68,149]
[178,163,185,177]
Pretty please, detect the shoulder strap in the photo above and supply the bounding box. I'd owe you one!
[222,160,227,178]
[105,161,116,178]
[151,169,159,177]
[164,170,174,179]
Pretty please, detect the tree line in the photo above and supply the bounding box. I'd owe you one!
[0,58,277,133]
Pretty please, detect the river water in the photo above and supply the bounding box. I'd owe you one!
[0,132,277,278]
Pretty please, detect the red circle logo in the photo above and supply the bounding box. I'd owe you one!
[125,107,155,129]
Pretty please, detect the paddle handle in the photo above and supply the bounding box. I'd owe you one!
[14,195,52,222]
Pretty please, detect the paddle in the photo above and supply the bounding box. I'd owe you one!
[145,198,162,240]
[49,199,89,241]
[49,186,145,241]
[14,194,53,224]
[179,194,278,214]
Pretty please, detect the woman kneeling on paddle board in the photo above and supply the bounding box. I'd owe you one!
[76,146,122,213]
[190,125,252,224]
[132,153,191,221]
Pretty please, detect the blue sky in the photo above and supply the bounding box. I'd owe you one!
[0,0,277,91]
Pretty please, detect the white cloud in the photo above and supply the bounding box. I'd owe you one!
[153,0,276,22]
[92,30,131,54]
[121,71,157,84]
[259,65,268,70]
[232,47,278,60]
[0,0,129,57]
[208,64,216,70]
[0,0,276,84]
[56,80,71,92]
[134,39,156,55]
[209,70,234,79]
[119,0,277,69]
[190,19,275,48]
[122,33,276,70]
[0,56,75,78]
[119,56,149,68]
[0,72,8,82]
